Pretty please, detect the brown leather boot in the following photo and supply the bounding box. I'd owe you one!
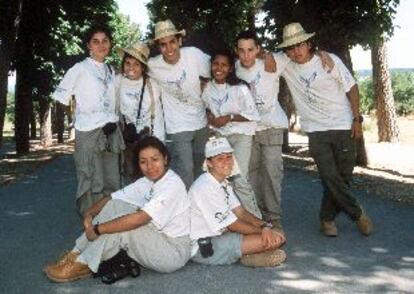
[46,259,91,283]
[357,213,373,236]
[240,249,286,267]
[43,251,80,273]
[321,221,338,237]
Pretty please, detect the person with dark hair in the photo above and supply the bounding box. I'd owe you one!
[278,22,373,237]
[52,24,124,216]
[190,137,286,267]
[147,19,211,189]
[44,136,191,282]
[201,48,261,218]
[116,42,165,183]
[235,30,291,235]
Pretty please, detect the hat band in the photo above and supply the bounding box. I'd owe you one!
[155,27,179,37]
[283,30,309,41]
[135,51,147,62]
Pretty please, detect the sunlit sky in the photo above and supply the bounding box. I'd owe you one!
[118,0,414,70]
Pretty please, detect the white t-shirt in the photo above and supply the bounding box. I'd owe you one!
[148,47,211,134]
[201,81,259,136]
[116,75,165,141]
[282,53,355,132]
[189,172,240,241]
[52,58,118,132]
[111,169,189,238]
[235,53,289,131]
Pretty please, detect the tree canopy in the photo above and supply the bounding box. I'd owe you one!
[146,0,261,53]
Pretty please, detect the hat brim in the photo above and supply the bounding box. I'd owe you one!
[116,47,147,65]
[277,32,315,48]
[151,29,186,43]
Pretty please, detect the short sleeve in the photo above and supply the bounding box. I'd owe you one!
[274,52,291,76]
[226,185,241,210]
[52,64,80,106]
[111,179,150,208]
[193,185,238,234]
[330,54,356,92]
[142,183,185,230]
[193,47,211,79]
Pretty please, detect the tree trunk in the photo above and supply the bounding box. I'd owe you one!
[371,40,400,142]
[278,77,293,153]
[30,98,36,139]
[54,102,65,143]
[39,97,52,146]
[0,59,8,149]
[14,73,31,154]
[0,0,22,148]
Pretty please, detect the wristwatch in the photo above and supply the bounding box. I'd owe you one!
[353,115,364,123]
[260,222,273,229]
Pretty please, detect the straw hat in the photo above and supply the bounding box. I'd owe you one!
[116,42,150,65]
[277,22,315,48]
[153,19,186,41]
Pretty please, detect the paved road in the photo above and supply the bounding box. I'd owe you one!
[1,155,413,293]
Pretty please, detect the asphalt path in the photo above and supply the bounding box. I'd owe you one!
[1,155,413,293]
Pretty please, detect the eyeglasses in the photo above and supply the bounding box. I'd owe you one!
[285,42,307,51]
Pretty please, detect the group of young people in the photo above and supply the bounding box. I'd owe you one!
[44,19,373,283]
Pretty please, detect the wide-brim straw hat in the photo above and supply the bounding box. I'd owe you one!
[277,22,315,48]
[116,42,150,65]
[152,19,186,42]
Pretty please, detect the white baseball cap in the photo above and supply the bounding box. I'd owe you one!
[205,137,234,158]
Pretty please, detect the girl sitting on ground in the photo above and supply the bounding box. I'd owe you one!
[44,136,191,283]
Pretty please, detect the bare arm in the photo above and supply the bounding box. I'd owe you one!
[346,84,363,140]
[227,219,262,235]
[85,210,152,241]
[261,51,277,73]
[82,196,112,233]
[232,206,286,246]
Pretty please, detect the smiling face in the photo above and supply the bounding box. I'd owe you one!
[236,38,260,69]
[206,153,234,182]
[87,31,111,62]
[123,56,144,80]
[157,35,182,64]
[139,146,168,182]
[211,54,232,84]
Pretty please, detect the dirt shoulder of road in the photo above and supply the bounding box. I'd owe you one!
[1,136,413,206]
[0,140,74,185]
[284,147,414,205]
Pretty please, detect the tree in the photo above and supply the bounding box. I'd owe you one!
[9,0,140,154]
[261,0,400,164]
[146,0,261,53]
[372,40,399,142]
[0,0,22,148]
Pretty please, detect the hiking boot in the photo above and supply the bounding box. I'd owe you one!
[43,251,80,273]
[321,221,338,237]
[357,213,373,236]
[270,219,285,234]
[46,260,91,283]
[240,249,286,267]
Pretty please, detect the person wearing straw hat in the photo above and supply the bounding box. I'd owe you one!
[52,24,124,216]
[278,22,373,237]
[116,42,165,184]
[189,137,286,267]
[147,19,211,189]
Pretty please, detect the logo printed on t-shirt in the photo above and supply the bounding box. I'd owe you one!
[165,70,191,103]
